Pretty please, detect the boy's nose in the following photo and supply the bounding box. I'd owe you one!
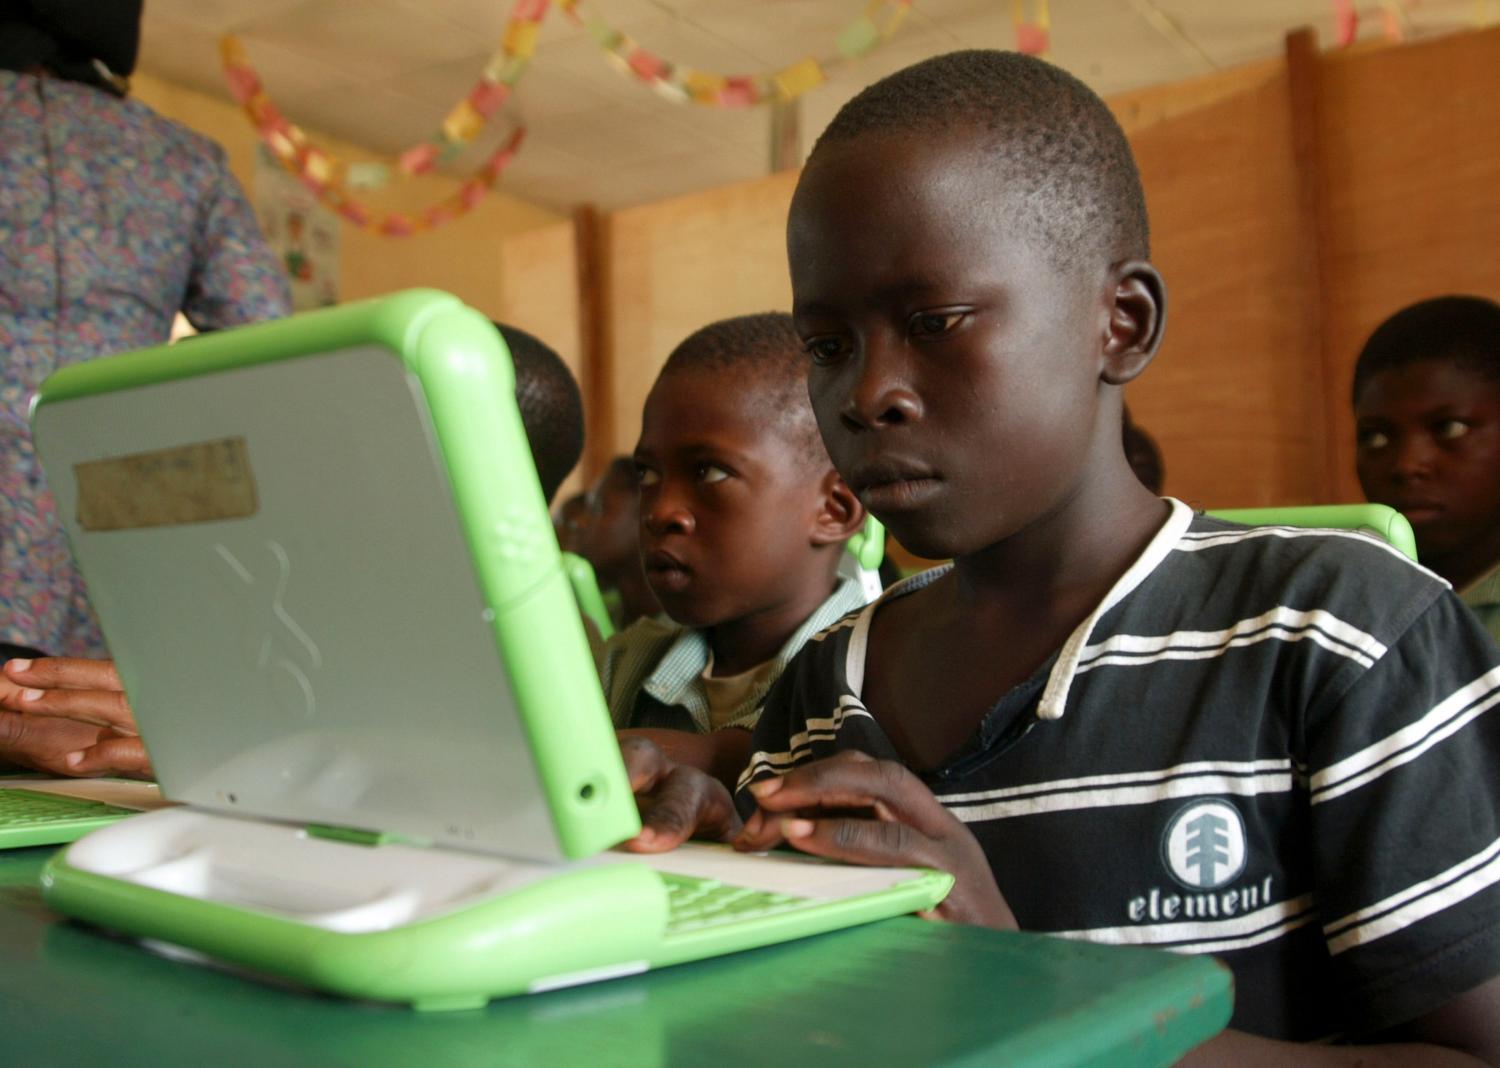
[842,350,921,432]
[1390,434,1437,480]
[643,494,694,537]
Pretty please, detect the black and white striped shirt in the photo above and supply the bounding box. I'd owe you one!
[739,500,1500,1041]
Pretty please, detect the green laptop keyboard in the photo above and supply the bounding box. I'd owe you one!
[660,872,811,933]
[0,789,134,828]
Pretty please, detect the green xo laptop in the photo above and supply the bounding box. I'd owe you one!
[29,290,951,1011]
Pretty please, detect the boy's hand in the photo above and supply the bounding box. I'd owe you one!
[617,734,741,852]
[735,750,1017,930]
[0,659,152,778]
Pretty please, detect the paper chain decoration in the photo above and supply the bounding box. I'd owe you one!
[1012,0,1051,57]
[220,0,923,235]
[222,0,1499,237]
[554,0,912,107]
[222,35,527,236]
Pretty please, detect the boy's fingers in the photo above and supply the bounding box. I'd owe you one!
[627,766,739,852]
[732,810,788,853]
[4,657,123,693]
[618,734,671,793]
[67,735,153,779]
[750,756,952,838]
[778,815,939,870]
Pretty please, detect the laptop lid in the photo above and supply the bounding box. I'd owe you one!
[30,290,637,862]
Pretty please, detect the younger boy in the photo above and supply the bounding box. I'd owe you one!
[0,319,588,777]
[624,52,1500,1061]
[1353,296,1500,641]
[602,313,868,783]
[579,456,662,628]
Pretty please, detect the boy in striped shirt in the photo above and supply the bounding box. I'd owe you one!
[623,51,1500,1061]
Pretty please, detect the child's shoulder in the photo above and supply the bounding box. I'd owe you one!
[599,615,688,712]
[601,615,687,671]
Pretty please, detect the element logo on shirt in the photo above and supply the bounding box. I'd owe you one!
[1161,799,1247,890]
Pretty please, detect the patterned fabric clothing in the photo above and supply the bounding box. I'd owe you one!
[741,502,1500,1042]
[600,576,871,733]
[1,70,290,656]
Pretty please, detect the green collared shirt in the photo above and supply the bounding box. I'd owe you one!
[600,577,871,734]
[1460,558,1500,645]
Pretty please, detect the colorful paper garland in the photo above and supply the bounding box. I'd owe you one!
[221,35,527,237]
[1012,0,1051,57]
[555,0,913,107]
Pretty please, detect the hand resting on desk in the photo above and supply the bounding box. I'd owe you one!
[0,658,151,778]
[618,739,1013,928]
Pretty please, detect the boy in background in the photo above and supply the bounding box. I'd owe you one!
[579,456,662,628]
[604,313,868,786]
[1353,295,1500,641]
[1,319,587,776]
[499,321,585,508]
[624,52,1500,1061]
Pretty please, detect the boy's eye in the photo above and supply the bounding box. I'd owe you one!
[635,465,660,487]
[1436,419,1470,441]
[696,463,730,484]
[1357,429,1389,451]
[804,337,846,366]
[908,310,965,338]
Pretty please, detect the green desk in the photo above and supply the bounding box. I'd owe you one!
[0,847,1230,1067]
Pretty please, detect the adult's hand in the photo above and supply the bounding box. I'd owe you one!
[736,750,1016,928]
[0,658,151,778]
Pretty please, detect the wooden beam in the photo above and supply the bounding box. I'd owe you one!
[572,204,614,485]
[769,99,801,173]
[1284,27,1343,502]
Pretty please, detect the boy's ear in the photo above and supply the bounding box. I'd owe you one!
[810,470,866,547]
[1100,260,1167,386]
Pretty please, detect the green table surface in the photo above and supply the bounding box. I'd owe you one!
[0,847,1231,1067]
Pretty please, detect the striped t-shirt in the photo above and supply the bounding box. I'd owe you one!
[738,500,1500,1041]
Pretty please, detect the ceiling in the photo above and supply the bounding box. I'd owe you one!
[137,0,1482,211]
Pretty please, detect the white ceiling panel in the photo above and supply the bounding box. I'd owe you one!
[234,0,488,80]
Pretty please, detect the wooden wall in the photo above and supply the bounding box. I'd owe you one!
[1317,28,1500,502]
[603,172,800,459]
[1119,59,1329,510]
[509,25,1500,516]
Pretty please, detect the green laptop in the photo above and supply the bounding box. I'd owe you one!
[28,290,953,1011]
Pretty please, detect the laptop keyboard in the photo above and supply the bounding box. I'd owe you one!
[660,872,811,933]
[0,788,134,827]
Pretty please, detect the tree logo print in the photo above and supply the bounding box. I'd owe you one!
[1162,799,1247,890]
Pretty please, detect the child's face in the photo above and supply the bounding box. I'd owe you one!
[788,134,1116,560]
[633,369,832,628]
[1355,359,1500,565]
[553,494,591,555]
[580,476,638,577]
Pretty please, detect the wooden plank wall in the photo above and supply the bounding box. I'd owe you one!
[501,25,1500,510]
[1318,27,1500,502]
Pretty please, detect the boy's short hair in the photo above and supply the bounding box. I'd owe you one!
[812,49,1148,270]
[495,322,584,502]
[658,312,823,465]
[1351,295,1500,402]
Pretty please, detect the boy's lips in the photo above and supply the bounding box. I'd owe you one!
[848,459,942,512]
[1392,499,1446,524]
[644,549,692,592]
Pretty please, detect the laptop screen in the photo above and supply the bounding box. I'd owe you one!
[31,291,637,862]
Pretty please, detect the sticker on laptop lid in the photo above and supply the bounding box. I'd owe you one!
[75,436,258,531]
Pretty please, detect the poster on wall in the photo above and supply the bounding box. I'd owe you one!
[254,145,340,312]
